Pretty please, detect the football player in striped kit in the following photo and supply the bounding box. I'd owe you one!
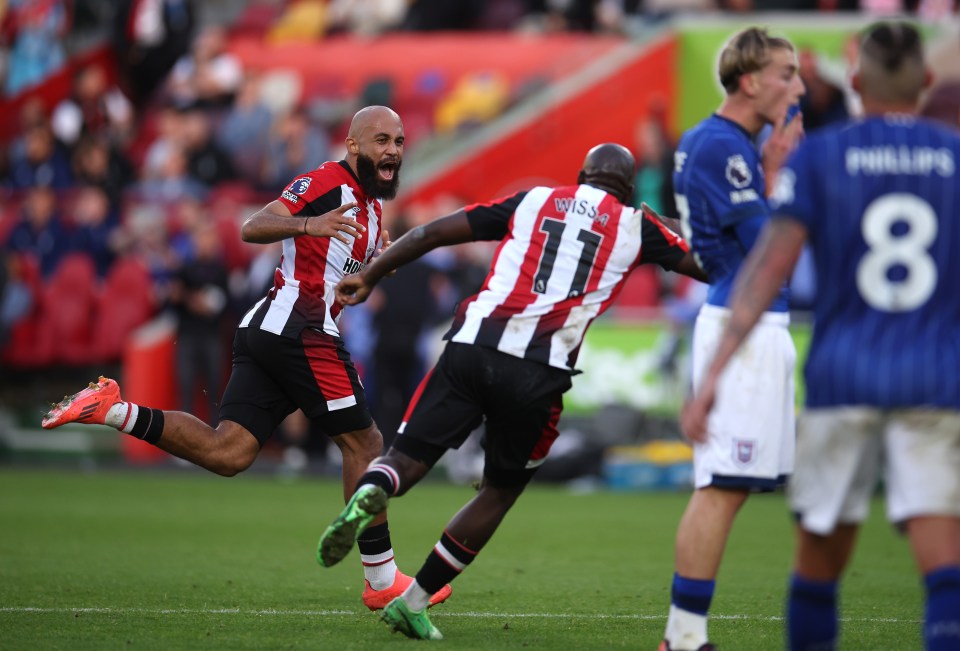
[682,22,960,651]
[316,143,707,640]
[42,106,451,611]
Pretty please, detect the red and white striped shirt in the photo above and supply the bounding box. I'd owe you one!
[240,161,383,338]
[447,184,688,371]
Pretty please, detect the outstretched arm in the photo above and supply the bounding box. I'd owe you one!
[680,217,807,442]
[640,202,709,283]
[241,200,362,244]
[336,209,475,305]
[674,253,709,283]
[640,202,684,241]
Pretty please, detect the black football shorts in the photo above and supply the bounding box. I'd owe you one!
[219,326,373,445]
[397,342,572,486]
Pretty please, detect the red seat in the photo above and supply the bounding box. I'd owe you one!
[0,253,55,368]
[214,210,255,272]
[91,256,157,363]
[43,253,100,366]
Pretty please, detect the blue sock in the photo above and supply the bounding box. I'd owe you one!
[672,573,715,615]
[924,566,960,651]
[787,574,838,651]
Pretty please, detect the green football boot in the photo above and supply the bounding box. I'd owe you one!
[316,484,388,568]
[380,597,443,640]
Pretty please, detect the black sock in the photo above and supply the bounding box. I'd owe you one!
[357,522,392,556]
[129,408,165,444]
[416,530,478,595]
[355,463,398,495]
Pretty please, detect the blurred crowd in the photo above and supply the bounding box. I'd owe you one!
[3,0,960,443]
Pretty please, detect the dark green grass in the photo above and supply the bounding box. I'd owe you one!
[0,469,921,650]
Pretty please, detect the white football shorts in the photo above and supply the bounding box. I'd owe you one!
[790,407,960,535]
[691,304,796,490]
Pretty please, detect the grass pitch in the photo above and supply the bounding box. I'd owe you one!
[0,468,921,650]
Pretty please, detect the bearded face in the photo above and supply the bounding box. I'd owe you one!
[356,151,401,200]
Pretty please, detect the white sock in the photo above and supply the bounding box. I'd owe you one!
[665,604,709,650]
[104,402,139,433]
[362,553,398,590]
[402,579,431,612]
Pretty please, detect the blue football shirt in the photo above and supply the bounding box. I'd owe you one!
[771,114,960,409]
[673,114,789,311]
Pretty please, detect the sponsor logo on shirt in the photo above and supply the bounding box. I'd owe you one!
[281,190,299,204]
[725,154,752,189]
[342,257,364,274]
[730,189,760,204]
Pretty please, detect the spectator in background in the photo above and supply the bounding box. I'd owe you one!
[167,196,204,262]
[366,216,449,448]
[51,64,135,151]
[3,0,68,96]
[111,0,195,109]
[114,205,179,303]
[180,106,237,187]
[920,81,960,128]
[5,185,71,278]
[5,119,73,190]
[5,98,49,175]
[631,116,676,218]
[326,0,407,36]
[797,46,849,132]
[69,185,120,278]
[217,74,274,183]
[141,101,186,181]
[72,134,135,208]
[401,0,484,30]
[167,25,243,110]
[133,143,207,204]
[0,251,33,347]
[170,220,230,425]
[260,107,331,192]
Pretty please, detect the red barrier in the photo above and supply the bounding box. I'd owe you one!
[120,317,176,463]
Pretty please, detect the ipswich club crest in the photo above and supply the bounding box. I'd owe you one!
[732,438,756,467]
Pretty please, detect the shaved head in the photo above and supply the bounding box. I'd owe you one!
[348,105,402,139]
[856,21,926,107]
[578,143,636,204]
[345,105,404,200]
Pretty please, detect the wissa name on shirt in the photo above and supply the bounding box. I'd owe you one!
[845,146,955,176]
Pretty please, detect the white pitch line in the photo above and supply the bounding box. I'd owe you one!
[0,607,918,624]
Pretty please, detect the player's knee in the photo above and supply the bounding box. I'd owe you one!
[334,425,383,465]
[208,425,259,476]
[210,447,257,477]
[477,481,525,511]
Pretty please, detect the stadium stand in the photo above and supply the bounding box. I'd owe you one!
[44,252,100,366]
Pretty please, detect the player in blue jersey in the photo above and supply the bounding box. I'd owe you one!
[682,21,960,651]
[660,27,805,651]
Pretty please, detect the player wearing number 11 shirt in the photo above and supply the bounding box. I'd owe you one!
[314,143,706,640]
